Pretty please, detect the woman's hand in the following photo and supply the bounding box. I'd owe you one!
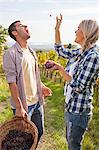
[55,14,63,31]
[55,14,62,44]
[45,60,72,82]
[45,60,62,71]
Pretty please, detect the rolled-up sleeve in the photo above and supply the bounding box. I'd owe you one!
[54,43,81,59]
[3,51,17,83]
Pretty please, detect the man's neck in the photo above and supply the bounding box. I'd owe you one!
[17,39,28,49]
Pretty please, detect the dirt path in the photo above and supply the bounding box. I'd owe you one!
[37,130,57,150]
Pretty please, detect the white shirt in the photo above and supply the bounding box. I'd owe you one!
[65,61,78,103]
[22,48,38,105]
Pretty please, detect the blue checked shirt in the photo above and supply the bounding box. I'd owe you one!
[55,44,99,113]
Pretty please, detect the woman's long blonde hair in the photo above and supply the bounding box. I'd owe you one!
[80,19,99,50]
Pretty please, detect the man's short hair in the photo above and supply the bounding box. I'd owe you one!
[8,20,20,41]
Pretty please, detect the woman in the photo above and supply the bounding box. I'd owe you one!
[46,14,99,150]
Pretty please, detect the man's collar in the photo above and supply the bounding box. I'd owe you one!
[14,42,37,60]
[14,42,24,53]
[14,42,33,53]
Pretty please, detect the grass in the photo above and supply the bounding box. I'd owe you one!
[83,94,99,150]
[0,105,13,124]
[0,76,99,150]
[42,77,99,150]
[44,80,67,150]
[0,75,10,102]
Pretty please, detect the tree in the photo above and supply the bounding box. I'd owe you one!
[0,25,8,45]
[0,25,8,72]
[0,25,8,54]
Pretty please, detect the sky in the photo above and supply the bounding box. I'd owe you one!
[0,0,99,45]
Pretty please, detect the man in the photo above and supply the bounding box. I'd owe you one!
[3,20,52,143]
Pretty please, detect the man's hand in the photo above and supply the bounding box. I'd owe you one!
[16,105,28,118]
[9,83,28,117]
[42,86,52,98]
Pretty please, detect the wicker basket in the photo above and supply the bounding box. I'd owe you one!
[0,116,38,150]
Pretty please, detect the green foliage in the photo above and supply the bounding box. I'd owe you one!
[0,63,98,149]
[37,51,47,65]
[42,78,67,149]
[42,77,99,150]
[47,50,58,61]
[0,25,8,73]
[0,25,8,46]
[0,75,10,102]
[82,92,99,150]
[37,50,99,149]
[0,106,13,124]
[36,49,68,68]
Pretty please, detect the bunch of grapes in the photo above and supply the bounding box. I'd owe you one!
[45,61,55,69]
[2,129,34,150]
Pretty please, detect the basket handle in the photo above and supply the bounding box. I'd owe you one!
[24,113,31,121]
[14,113,30,122]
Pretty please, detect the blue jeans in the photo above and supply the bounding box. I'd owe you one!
[12,102,44,143]
[65,111,91,150]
